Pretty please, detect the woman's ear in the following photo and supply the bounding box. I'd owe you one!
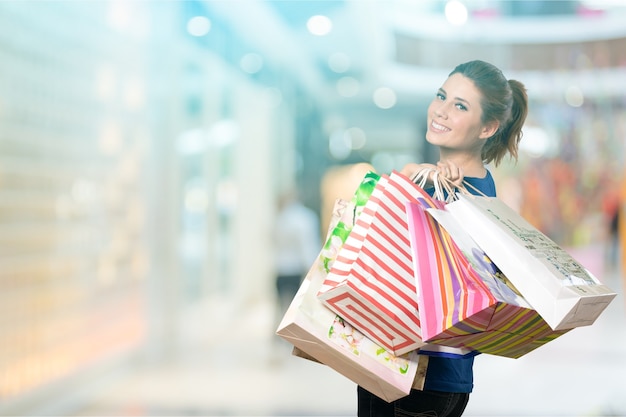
[479,120,499,140]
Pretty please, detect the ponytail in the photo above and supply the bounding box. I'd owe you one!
[482,79,528,166]
[451,60,529,167]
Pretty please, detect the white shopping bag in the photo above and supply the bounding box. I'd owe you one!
[444,193,617,331]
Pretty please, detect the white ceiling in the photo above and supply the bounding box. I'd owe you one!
[207,1,626,155]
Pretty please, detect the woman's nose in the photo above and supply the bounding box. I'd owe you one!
[434,104,448,119]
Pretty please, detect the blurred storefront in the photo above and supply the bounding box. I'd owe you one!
[0,2,324,413]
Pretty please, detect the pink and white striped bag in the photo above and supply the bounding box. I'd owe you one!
[317,171,431,355]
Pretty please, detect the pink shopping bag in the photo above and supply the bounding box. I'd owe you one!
[406,199,571,358]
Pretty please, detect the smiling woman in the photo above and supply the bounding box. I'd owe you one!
[355,60,530,417]
[402,60,528,184]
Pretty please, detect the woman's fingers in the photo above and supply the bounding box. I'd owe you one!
[436,160,464,186]
[401,161,466,188]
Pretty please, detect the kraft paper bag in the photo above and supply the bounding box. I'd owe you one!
[407,200,570,358]
[443,193,617,331]
[277,197,426,402]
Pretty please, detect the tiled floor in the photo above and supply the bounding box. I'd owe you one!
[70,261,626,417]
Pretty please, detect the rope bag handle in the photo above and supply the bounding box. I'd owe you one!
[409,167,487,202]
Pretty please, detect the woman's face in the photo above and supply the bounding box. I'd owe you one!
[425,73,493,153]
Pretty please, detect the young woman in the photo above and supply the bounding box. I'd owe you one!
[357,60,529,417]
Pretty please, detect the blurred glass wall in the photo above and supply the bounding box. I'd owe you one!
[0,1,319,413]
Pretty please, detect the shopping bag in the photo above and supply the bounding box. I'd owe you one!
[317,171,477,357]
[406,200,570,358]
[315,170,475,359]
[316,172,428,355]
[276,197,427,402]
[442,193,617,331]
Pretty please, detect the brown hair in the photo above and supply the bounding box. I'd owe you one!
[450,60,528,166]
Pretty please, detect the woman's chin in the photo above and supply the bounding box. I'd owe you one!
[424,133,440,146]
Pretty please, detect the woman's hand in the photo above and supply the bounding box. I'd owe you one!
[400,160,464,188]
[436,160,464,187]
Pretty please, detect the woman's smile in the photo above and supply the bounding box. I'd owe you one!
[430,120,451,133]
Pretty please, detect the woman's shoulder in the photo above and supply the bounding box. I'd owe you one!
[464,169,497,197]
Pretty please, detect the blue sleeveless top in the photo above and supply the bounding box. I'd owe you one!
[420,170,496,393]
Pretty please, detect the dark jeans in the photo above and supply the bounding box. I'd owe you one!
[357,386,470,417]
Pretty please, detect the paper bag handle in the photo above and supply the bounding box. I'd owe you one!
[410,167,488,201]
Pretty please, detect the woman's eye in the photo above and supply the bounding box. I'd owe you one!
[436,92,445,100]
[455,103,467,111]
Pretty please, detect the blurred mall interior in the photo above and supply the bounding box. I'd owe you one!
[0,1,625,416]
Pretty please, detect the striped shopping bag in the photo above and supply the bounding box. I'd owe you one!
[317,171,433,355]
[405,200,571,358]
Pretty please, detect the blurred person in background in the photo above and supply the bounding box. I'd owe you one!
[617,172,626,280]
[354,60,529,417]
[609,205,619,268]
[603,184,621,273]
[273,189,321,326]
